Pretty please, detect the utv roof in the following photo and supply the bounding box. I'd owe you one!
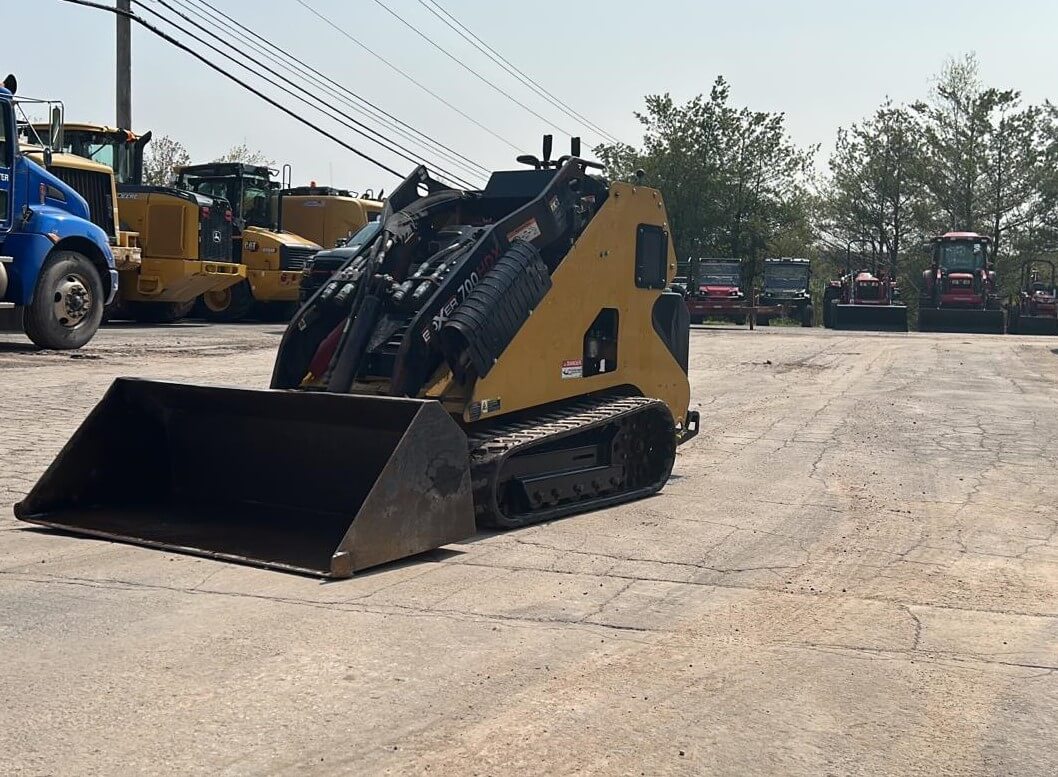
[695,257,742,264]
[764,256,810,264]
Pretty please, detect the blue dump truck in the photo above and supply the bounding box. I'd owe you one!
[0,77,116,349]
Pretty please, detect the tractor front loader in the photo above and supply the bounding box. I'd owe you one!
[16,139,699,578]
[823,240,907,332]
[918,232,1005,334]
[1007,258,1058,336]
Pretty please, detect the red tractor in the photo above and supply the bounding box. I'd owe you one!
[918,232,1004,334]
[684,257,753,325]
[1007,259,1058,335]
[822,240,907,331]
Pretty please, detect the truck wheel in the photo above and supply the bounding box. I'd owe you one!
[23,250,104,350]
[731,315,746,326]
[125,300,195,324]
[199,280,254,322]
[257,301,299,322]
[757,316,771,326]
[801,305,814,327]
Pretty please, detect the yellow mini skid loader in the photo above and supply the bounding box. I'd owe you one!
[16,139,699,578]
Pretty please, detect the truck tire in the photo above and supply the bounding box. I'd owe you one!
[757,316,771,326]
[23,250,105,350]
[198,280,254,322]
[125,299,195,324]
[801,305,814,327]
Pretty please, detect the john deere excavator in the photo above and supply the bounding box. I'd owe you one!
[176,163,322,321]
[15,138,699,578]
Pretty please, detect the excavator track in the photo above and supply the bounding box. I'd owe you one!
[467,392,677,529]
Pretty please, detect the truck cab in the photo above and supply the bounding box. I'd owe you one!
[0,83,117,349]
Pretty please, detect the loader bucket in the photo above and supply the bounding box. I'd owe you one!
[1010,316,1058,336]
[831,303,908,332]
[918,307,1005,334]
[14,378,477,578]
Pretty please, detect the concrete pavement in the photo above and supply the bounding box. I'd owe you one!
[1,323,1056,775]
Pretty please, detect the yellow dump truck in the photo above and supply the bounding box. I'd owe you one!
[176,163,322,321]
[32,123,246,322]
[279,185,383,249]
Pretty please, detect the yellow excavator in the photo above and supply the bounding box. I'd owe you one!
[175,163,322,321]
[15,139,699,578]
[31,122,246,323]
[280,184,384,250]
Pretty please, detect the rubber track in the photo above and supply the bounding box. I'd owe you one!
[467,392,676,529]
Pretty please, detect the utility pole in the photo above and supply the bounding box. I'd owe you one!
[116,0,132,128]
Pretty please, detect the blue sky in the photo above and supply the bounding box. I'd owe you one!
[8,0,1057,191]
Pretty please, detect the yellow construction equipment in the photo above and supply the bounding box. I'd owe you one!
[17,108,142,275]
[176,163,322,321]
[280,185,384,250]
[16,139,699,578]
[31,122,246,323]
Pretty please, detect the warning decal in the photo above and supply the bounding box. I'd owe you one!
[561,359,583,379]
[507,218,542,244]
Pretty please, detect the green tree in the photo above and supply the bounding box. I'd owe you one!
[142,135,190,185]
[214,143,274,166]
[824,100,924,271]
[595,77,815,282]
[911,54,1012,235]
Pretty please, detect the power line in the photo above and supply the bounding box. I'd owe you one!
[137,0,478,188]
[59,0,408,179]
[179,0,491,179]
[417,0,620,145]
[293,0,520,152]
[369,0,574,138]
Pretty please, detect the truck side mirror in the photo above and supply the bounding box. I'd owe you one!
[49,105,64,152]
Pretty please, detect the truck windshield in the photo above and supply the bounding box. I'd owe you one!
[938,241,987,272]
[36,129,136,184]
[697,263,740,286]
[764,264,809,289]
